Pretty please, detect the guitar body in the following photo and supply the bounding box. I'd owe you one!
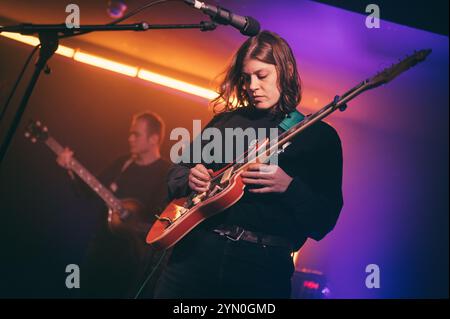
[146,172,246,249]
[108,198,155,257]
[108,198,150,237]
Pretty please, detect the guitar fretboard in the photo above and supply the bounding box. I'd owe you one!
[45,137,122,211]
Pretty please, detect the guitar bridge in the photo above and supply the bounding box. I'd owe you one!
[155,214,173,225]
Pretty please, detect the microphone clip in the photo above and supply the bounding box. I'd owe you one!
[200,20,217,32]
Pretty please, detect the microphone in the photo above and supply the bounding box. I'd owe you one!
[184,0,260,36]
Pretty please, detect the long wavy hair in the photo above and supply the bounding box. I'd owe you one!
[211,30,302,115]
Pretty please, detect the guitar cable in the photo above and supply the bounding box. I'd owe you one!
[133,248,167,299]
[0,44,40,125]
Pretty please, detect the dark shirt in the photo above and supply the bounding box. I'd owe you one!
[98,156,172,221]
[167,106,343,250]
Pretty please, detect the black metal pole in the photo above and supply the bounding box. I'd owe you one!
[0,32,58,164]
[0,21,217,34]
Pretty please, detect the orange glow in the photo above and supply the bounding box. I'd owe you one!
[1,32,215,100]
[1,32,74,58]
[138,69,217,100]
[74,51,138,77]
[293,251,300,267]
[1,32,40,46]
[55,45,75,58]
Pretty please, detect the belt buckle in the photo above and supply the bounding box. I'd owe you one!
[226,228,245,242]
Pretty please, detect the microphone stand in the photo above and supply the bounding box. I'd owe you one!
[0,21,217,166]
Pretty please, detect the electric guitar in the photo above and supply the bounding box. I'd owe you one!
[24,121,152,241]
[146,49,432,250]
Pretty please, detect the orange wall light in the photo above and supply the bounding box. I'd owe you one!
[74,50,138,77]
[1,32,216,100]
[0,32,75,58]
[138,69,217,100]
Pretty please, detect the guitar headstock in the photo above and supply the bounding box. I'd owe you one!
[366,49,432,89]
[25,120,49,143]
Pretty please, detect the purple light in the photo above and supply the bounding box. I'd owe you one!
[107,0,127,19]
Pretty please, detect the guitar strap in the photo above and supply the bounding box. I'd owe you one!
[278,109,305,131]
[270,109,305,156]
[109,157,134,193]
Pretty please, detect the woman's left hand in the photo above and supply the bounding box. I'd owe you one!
[241,163,293,193]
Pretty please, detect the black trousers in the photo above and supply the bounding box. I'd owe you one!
[154,227,295,298]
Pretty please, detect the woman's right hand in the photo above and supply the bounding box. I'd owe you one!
[56,147,74,170]
[188,164,213,193]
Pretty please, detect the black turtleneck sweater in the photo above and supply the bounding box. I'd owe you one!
[167,106,343,250]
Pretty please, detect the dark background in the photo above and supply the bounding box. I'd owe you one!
[0,0,448,298]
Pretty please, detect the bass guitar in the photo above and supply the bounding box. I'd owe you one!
[25,120,151,242]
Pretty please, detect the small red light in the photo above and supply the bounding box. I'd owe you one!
[303,281,320,290]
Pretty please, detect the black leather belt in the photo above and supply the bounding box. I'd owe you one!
[213,225,292,250]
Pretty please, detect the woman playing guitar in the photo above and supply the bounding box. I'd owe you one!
[153,30,344,298]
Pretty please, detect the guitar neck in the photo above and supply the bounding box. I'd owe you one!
[233,79,369,173]
[279,80,367,145]
[45,137,122,210]
[269,49,432,151]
